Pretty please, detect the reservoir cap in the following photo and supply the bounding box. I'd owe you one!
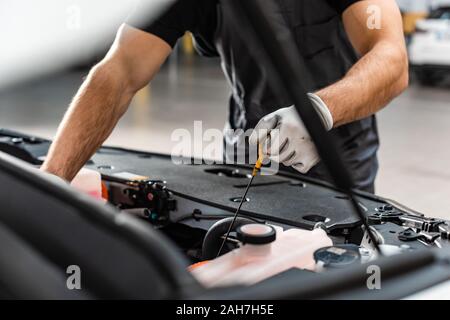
[237,224,276,245]
[314,244,361,269]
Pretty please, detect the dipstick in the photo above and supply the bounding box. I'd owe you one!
[217,145,264,257]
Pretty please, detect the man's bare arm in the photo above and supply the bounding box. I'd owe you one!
[41,24,171,181]
[316,0,408,127]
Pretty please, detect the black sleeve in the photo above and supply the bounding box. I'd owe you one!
[327,0,362,14]
[127,0,207,48]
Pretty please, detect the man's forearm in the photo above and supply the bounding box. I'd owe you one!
[316,40,408,127]
[41,62,135,181]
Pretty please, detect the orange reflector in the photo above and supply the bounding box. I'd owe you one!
[101,182,109,200]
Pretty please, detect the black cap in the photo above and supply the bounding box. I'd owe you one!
[236,224,276,245]
[313,244,361,269]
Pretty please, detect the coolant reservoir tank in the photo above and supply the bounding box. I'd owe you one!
[71,168,103,200]
[191,224,332,287]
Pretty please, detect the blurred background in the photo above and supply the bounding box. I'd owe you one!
[1,0,450,218]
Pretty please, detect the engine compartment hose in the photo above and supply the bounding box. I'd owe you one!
[202,217,255,260]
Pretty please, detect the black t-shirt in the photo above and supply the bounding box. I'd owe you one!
[127,0,380,193]
[128,0,360,48]
[128,0,217,48]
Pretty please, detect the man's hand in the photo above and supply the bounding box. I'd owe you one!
[41,24,171,181]
[249,94,333,174]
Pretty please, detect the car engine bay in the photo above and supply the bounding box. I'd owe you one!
[1,128,449,292]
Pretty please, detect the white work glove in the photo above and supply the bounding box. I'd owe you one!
[249,93,333,174]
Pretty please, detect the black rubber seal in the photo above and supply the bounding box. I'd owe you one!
[236,224,276,245]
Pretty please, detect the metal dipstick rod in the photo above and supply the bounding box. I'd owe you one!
[217,145,264,257]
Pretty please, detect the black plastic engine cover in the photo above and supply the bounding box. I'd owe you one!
[0,129,389,231]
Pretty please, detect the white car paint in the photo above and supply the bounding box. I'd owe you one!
[404,280,450,300]
[409,12,450,66]
[0,0,174,89]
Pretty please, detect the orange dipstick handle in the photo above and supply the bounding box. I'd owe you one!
[252,144,264,176]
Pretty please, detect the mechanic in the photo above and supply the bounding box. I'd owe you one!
[41,0,408,193]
